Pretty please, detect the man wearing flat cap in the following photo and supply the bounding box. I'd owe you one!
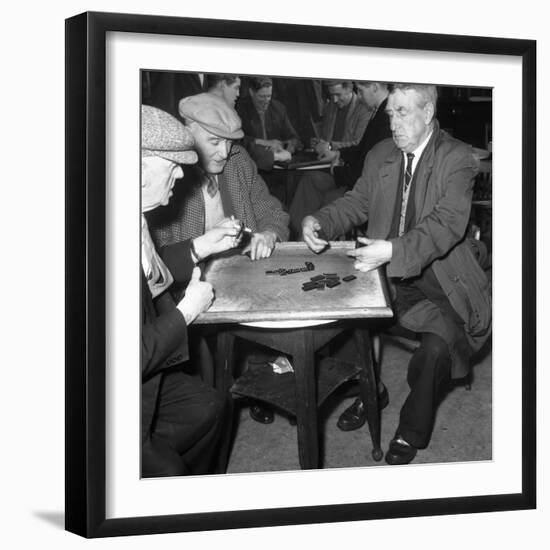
[148,92,289,268]
[141,105,227,477]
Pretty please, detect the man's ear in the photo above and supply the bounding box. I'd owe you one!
[424,101,435,123]
[141,159,149,188]
[185,120,199,135]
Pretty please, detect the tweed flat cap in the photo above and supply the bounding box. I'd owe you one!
[179,93,244,139]
[141,105,198,164]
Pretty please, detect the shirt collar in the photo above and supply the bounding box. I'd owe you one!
[403,128,433,173]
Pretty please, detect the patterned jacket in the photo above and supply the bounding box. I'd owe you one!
[148,144,290,251]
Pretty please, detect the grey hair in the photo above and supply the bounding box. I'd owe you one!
[390,83,438,115]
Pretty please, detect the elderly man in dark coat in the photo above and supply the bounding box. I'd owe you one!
[141,105,228,477]
[302,83,491,465]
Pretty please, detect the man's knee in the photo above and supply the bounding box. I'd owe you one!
[421,333,450,362]
[142,437,188,478]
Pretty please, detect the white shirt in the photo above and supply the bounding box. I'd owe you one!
[404,129,433,178]
[202,176,225,231]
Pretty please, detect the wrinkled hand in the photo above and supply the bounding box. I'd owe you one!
[347,237,392,272]
[266,139,284,152]
[192,218,242,260]
[176,267,214,324]
[319,149,339,164]
[242,231,277,260]
[302,215,329,253]
[274,149,292,163]
[314,139,331,157]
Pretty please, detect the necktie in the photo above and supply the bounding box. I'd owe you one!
[399,153,415,236]
[205,174,218,198]
[404,152,415,191]
[258,110,267,140]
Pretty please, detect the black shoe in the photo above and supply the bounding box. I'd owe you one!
[385,435,418,465]
[249,402,274,424]
[336,385,389,432]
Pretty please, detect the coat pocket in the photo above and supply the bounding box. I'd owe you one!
[438,241,491,338]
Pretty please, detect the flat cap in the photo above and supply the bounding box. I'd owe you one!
[179,93,244,140]
[141,105,198,164]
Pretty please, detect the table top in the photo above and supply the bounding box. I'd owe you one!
[196,241,393,324]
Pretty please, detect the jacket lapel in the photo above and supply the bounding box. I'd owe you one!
[218,163,237,219]
[413,153,433,220]
[377,148,402,237]
[412,126,440,220]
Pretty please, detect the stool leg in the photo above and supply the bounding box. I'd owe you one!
[214,330,236,473]
[292,328,319,469]
[354,328,383,461]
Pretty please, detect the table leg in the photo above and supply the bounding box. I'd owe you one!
[214,329,236,473]
[291,328,319,469]
[354,328,383,461]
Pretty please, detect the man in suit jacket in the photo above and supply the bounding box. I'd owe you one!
[302,84,491,465]
[313,80,370,154]
[141,105,228,477]
[237,76,300,171]
[289,82,392,236]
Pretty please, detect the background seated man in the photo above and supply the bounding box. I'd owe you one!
[311,80,370,156]
[237,76,302,206]
[140,105,227,478]
[206,73,242,108]
[302,83,491,465]
[289,81,391,237]
[149,93,290,425]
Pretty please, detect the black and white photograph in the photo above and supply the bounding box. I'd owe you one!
[4,0,548,547]
[60,8,537,541]
[139,71,493,478]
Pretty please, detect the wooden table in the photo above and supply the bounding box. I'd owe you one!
[195,241,393,470]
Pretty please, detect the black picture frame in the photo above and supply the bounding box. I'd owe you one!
[65,11,536,538]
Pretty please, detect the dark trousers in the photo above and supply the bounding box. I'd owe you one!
[142,370,226,478]
[398,332,452,449]
[288,170,345,238]
[261,170,298,211]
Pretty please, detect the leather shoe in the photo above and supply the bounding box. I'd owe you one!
[385,435,418,465]
[249,402,274,424]
[336,385,389,432]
